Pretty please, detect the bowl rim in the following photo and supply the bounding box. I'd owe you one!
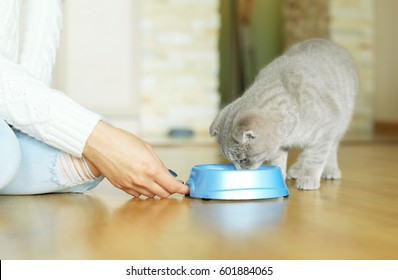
[191,163,279,172]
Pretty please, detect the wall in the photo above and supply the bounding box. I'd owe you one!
[54,0,221,139]
[54,0,140,133]
[375,0,398,123]
[139,0,220,138]
[283,0,329,49]
[329,0,376,136]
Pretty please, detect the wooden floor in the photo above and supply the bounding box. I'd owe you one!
[1,138,398,260]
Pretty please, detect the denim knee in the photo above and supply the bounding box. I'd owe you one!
[0,126,103,195]
[0,119,21,189]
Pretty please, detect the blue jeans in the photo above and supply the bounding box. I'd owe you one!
[0,119,103,195]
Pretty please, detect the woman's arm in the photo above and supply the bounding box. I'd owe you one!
[83,121,190,198]
[0,53,101,157]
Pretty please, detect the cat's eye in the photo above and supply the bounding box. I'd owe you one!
[240,158,248,163]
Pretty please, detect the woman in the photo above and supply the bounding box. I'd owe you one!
[0,0,189,198]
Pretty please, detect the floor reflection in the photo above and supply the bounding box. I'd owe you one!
[188,197,288,236]
[0,193,288,259]
[0,194,109,259]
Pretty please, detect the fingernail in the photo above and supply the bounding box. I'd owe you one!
[168,169,178,177]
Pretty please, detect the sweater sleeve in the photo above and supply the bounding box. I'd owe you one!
[19,0,63,85]
[0,54,101,157]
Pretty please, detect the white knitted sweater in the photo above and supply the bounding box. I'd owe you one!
[0,0,101,157]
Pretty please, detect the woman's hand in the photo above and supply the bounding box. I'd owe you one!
[83,121,189,198]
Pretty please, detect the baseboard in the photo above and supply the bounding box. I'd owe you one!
[374,122,398,135]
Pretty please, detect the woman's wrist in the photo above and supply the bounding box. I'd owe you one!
[83,157,102,178]
[82,120,113,178]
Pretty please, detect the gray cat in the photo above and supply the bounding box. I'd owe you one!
[210,39,358,190]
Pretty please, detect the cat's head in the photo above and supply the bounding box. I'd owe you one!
[210,110,281,170]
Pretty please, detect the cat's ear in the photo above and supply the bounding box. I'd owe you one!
[240,130,256,143]
[243,130,256,141]
[210,127,218,137]
[233,129,256,143]
[209,118,219,137]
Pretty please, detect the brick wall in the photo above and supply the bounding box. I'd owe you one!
[139,0,221,138]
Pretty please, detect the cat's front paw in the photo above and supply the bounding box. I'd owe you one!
[296,176,321,190]
[287,165,301,179]
[321,166,341,180]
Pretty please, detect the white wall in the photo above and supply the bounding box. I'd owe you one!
[53,0,221,139]
[53,0,140,133]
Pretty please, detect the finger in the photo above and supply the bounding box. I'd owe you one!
[129,185,157,198]
[126,177,171,199]
[121,188,141,198]
[116,180,155,198]
[105,176,142,198]
[146,181,172,199]
[152,151,168,171]
[148,147,173,175]
[156,169,190,195]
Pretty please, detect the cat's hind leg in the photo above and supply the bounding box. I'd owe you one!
[321,139,342,180]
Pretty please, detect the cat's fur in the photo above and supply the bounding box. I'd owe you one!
[210,39,358,190]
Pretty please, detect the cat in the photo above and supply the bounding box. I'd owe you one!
[210,38,358,190]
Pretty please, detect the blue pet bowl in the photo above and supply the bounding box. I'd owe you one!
[186,164,289,200]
